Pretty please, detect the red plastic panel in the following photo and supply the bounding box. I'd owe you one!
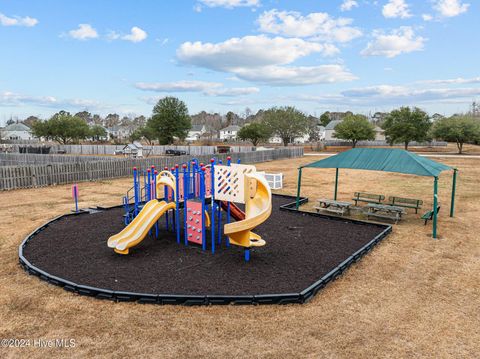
[186,201,203,245]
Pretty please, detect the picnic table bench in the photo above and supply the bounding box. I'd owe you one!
[387,196,423,213]
[352,192,385,206]
[364,203,406,224]
[421,205,441,225]
[315,199,353,216]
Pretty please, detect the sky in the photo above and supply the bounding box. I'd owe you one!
[0,0,478,124]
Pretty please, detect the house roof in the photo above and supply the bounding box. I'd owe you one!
[190,124,205,132]
[5,123,31,132]
[221,125,241,132]
[301,148,452,177]
[123,144,139,151]
[325,120,342,130]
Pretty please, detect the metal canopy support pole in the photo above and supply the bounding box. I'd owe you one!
[295,167,302,209]
[433,176,438,239]
[450,169,458,217]
[334,168,339,201]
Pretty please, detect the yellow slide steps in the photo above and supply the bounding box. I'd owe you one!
[224,172,272,248]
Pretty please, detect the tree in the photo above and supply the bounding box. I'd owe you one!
[148,97,191,144]
[333,114,376,148]
[225,111,235,127]
[307,115,320,142]
[237,122,271,146]
[89,125,107,141]
[262,106,309,146]
[104,113,120,128]
[75,111,92,123]
[23,115,40,128]
[431,116,480,154]
[319,112,331,127]
[31,111,90,144]
[382,107,431,150]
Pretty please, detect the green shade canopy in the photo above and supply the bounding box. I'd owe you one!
[302,148,452,177]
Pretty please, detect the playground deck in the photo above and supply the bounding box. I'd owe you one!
[21,196,390,303]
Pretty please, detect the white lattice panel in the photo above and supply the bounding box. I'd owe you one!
[214,164,256,204]
[264,173,283,189]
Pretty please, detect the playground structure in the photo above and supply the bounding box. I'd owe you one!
[108,157,272,261]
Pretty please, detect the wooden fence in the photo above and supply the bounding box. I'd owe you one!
[324,140,448,147]
[4,144,257,155]
[0,147,303,190]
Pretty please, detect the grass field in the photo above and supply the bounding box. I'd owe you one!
[0,155,479,358]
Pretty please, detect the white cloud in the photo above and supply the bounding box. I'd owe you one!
[433,0,469,17]
[0,13,38,27]
[197,0,260,8]
[68,24,98,40]
[135,80,259,97]
[361,27,425,58]
[257,9,362,43]
[176,35,356,85]
[206,87,260,96]
[177,35,334,70]
[0,91,102,109]
[233,65,357,86]
[340,0,359,11]
[136,80,223,92]
[122,26,147,43]
[292,84,480,107]
[341,85,480,102]
[422,14,433,21]
[418,76,480,85]
[382,0,412,19]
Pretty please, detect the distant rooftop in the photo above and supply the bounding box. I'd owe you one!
[325,120,342,130]
[5,123,31,132]
[221,125,241,131]
[190,124,205,132]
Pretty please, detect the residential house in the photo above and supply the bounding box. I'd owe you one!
[186,124,206,142]
[324,120,343,141]
[2,123,33,140]
[106,125,134,140]
[122,141,143,158]
[219,125,241,141]
[326,120,386,142]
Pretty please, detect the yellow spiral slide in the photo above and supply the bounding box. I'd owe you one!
[224,172,272,248]
[107,171,176,255]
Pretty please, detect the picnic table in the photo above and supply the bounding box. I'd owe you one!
[364,203,406,224]
[314,199,353,216]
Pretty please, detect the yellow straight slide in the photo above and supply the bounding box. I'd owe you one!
[224,172,272,248]
[107,199,176,254]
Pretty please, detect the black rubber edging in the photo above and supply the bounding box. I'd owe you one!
[18,194,391,306]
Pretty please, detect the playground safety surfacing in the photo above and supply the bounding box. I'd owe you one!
[19,195,391,305]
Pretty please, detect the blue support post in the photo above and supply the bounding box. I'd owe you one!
[245,249,250,262]
[133,167,139,216]
[163,167,169,230]
[72,184,79,213]
[175,165,180,244]
[225,156,231,247]
[210,158,216,254]
[153,169,159,238]
[183,165,188,246]
[200,167,206,251]
[146,170,151,201]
